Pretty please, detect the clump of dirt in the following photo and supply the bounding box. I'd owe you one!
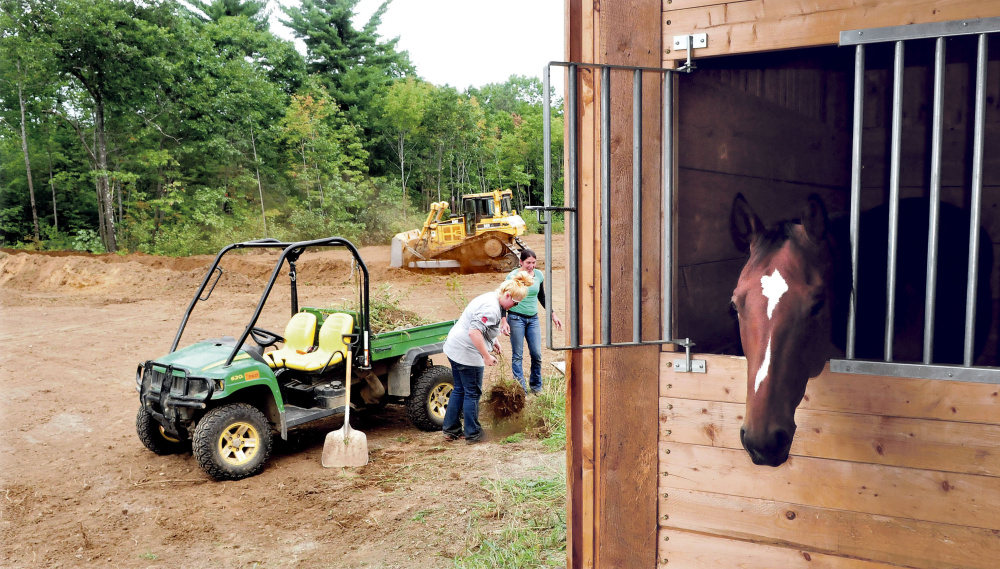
[485,378,526,420]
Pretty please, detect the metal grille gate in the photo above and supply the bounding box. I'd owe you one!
[529,61,699,367]
[831,17,1000,383]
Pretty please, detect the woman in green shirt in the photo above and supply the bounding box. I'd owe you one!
[500,249,563,393]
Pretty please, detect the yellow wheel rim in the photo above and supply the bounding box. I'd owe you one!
[159,426,181,443]
[217,421,260,466]
[427,383,452,420]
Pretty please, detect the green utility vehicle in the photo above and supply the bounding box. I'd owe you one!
[135,237,456,480]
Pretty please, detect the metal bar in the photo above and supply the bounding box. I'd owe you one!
[884,41,904,362]
[548,60,677,73]
[543,65,554,350]
[568,64,580,349]
[663,72,674,343]
[923,37,946,364]
[831,359,1000,384]
[601,66,612,345]
[632,69,642,343]
[551,338,692,351]
[965,34,988,366]
[841,16,1000,45]
[846,45,864,359]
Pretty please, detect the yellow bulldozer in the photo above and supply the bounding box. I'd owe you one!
[390,189,527,271]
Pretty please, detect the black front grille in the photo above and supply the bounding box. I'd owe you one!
[139,362,214,411]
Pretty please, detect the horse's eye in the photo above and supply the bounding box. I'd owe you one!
[809,299,826,316]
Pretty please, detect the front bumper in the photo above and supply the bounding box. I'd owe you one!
[136,361,215,436]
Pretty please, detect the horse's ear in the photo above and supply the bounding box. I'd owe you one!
[801,194,829,242]
[731,193,763,253]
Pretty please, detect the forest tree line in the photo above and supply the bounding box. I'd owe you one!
[0,0,564,255]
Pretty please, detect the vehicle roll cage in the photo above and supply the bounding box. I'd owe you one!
[168,237,371,370]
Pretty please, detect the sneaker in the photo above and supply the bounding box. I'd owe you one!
[465,437,484,445]
[529,389,542,396]
[443,433,464,441]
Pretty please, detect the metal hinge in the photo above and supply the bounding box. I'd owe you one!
[670,338,706,373]
[673,358,706,373]
[672,33,707,73]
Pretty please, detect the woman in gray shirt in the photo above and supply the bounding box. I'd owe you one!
[442,271,533,443]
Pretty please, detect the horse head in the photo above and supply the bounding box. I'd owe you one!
[730,194,850,466]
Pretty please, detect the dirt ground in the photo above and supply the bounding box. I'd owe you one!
[0,234,567,569]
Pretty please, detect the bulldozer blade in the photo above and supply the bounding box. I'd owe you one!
[411,259,461,268]
[322,427,368,468]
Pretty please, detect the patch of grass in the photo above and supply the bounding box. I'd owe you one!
[456,475,567,568]
[410,508,436,524]
[139,551,158,560]
[445,275,468,309]
[522,372,567,451]
[500,433,525,444]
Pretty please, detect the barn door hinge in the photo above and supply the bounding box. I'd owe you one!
[671,338,706,373]
[672,33,707,73]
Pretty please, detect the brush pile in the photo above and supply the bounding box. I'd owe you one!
[351,284,428,333]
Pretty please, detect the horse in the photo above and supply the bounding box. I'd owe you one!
[729,193,993,467]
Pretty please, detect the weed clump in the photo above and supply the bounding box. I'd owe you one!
[485,378,526,420]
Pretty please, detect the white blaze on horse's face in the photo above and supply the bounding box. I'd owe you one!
[754,269,788,393]
[761,268,788,319]
[754,337,772,393]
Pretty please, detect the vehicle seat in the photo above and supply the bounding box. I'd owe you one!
[282,313,354,372]
[264,312,318,369]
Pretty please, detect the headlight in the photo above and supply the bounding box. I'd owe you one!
[186,377,211,398]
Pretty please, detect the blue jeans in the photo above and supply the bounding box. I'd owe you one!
[508,312,543,392]
[442,358,484,441]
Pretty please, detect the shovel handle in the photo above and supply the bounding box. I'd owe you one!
[342,346,353,437]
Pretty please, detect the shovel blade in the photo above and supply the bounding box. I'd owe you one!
[322,428,369,468]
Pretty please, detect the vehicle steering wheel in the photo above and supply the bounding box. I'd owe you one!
[249,327,284,348]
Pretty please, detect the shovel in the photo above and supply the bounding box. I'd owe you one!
[322,344,368,467]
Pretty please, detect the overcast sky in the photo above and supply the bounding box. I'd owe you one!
[271,0,565,90]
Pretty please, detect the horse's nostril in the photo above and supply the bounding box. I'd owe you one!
[774,428,791,450]
[739,427,747,445]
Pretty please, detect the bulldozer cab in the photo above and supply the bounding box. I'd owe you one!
[463,195,493,236]
[460,191,516,236]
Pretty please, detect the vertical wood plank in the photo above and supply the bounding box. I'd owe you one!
[578,1,598,567]
[564,2,583,566]
[594,1,663,567]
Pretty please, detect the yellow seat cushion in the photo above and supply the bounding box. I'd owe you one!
[283,313,354,372]
[264,312,318,369]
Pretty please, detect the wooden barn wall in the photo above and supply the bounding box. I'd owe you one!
[657,354,1000,568]
[661,0,1000,64]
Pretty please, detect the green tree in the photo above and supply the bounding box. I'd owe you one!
[186,0,270,29]
[378,77,432,214]
[30,0,177,252]
[0,4,54,242]
[281,0,414,166]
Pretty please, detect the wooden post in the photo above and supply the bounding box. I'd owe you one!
[566,1,663,567]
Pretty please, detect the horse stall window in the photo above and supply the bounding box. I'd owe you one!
[676,31,1000,375]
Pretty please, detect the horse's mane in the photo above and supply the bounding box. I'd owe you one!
[747,220,800,268]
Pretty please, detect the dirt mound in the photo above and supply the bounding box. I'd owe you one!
[0,251,206,294]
